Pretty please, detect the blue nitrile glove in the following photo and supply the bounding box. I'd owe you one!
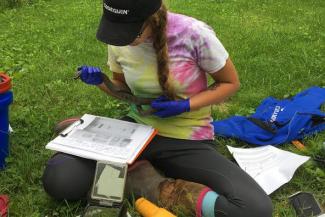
[151,95,190,118]
[77,65,103,85]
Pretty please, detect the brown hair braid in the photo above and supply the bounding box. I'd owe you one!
[146,4,175,99]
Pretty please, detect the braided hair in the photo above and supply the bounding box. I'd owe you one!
[146,4,175,99]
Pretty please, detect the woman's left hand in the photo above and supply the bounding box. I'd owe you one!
[151,96,190,118]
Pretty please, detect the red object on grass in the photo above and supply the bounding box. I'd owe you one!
[0,195,9,217]
[0,73,12,94]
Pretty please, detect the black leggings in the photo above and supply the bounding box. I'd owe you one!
[42,117,273,217]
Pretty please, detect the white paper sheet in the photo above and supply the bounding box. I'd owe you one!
[227,145,310,195]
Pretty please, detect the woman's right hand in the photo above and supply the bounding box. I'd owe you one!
[77,65,104,85]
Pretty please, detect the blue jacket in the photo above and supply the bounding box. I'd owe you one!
[212,87,325,145]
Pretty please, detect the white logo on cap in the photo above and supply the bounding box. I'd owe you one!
[104,3,129,15]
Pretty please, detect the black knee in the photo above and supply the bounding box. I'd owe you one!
[42,153,96,201]
[248,193,273,217]
[215,189,273,217]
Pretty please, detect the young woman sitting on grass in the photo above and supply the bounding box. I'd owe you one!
[42,0,273,216]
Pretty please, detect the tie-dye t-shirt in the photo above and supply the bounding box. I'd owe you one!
[106,12,229,140]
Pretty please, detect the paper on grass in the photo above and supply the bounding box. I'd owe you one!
[227,145,310,195]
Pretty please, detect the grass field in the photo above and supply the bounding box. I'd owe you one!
[0,0,324,216]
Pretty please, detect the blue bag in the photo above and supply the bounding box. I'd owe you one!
[212,87,325,146]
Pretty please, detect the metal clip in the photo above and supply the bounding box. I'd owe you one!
[60,118,84,137]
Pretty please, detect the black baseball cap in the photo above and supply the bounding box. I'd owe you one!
[96,0,162,46]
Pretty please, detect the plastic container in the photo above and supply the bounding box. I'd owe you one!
[135,197,176,217]
[0,73,13,170]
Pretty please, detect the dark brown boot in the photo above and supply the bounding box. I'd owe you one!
[159,179,207,216]
[126,160,208,216]
[126,160,166,203]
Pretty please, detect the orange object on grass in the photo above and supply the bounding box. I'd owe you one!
[291,140,306,150]
[135,197,176,217]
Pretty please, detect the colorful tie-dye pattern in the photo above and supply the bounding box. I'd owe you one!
[106,12,229,140]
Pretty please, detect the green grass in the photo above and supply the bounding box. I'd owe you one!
[0,0,324,216]
[0,0,38,11]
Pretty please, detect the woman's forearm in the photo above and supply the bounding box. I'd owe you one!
[189,81,240,111]
[97,79,131,97]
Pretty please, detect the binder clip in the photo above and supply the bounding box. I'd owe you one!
[59,118,84,137]
[82,161,129,217]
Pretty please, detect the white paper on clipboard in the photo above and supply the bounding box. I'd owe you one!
[46,114,157,164]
